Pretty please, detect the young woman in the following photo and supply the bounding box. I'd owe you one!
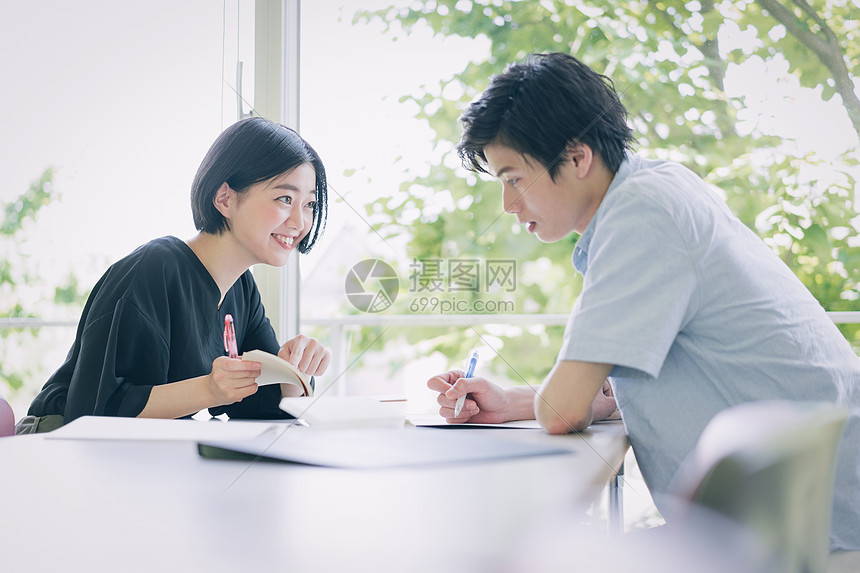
[20,117,330,432]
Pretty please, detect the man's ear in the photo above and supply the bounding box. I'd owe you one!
[566,142,594,178]
[213,182,234,219]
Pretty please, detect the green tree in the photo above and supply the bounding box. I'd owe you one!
[1,168,88,393]
[351,0,860,382]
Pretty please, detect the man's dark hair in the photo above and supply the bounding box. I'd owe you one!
[190,117,328,254]
[458,52,634,178]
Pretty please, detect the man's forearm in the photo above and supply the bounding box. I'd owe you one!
[535,360,613,434]
[504,385,541,421]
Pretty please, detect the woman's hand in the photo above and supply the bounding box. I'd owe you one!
[279,334,331,377]
[206,355,261,407]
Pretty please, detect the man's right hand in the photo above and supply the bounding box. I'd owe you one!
[427,369,516,424]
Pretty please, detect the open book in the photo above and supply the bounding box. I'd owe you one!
[242,349,313,396]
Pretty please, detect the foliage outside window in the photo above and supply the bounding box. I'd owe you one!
[1,169,89,394]
[346,0,859,385]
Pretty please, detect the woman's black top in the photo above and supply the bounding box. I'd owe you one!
[29,236,292,422]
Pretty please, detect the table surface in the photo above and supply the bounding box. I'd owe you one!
[0,419,628,572]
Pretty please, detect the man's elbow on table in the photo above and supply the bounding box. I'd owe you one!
[533,360,611,434]
[534,390,592,434]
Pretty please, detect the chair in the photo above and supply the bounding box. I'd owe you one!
[0,396,15,437]
[827,550,860,573]
[669,400,849,573]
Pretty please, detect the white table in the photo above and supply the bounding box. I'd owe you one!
[0,421,627,572]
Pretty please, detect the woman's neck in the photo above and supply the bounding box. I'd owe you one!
[185,232,248,307]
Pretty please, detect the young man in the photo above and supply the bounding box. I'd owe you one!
[427,52,860,550]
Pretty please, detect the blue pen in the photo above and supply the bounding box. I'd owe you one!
[454,351,479,417]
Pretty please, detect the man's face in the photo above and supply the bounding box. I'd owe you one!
[484,142,592,242]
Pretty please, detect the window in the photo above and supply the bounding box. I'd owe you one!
[0,0,253,415]
[3,1,858,419]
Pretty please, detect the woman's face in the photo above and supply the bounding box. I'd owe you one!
[222,162,317,268]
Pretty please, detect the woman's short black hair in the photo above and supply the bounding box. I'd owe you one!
[191,117,328,254]
[458,52,635,179]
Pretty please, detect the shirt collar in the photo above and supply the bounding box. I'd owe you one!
[571,153,637,275]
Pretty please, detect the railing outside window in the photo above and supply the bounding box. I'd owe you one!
[4,311,859,404]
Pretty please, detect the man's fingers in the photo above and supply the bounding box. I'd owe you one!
[442,400,478,423]
[427,374,453,392]
[427,369,466,389]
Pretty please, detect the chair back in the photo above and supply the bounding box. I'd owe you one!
[671,400,849,573]
[0,396,15,437]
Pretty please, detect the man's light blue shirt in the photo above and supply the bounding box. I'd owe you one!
[559,154,860,550]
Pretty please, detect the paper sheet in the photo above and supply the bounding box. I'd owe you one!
[199,426,570,468]
[280,396,405,429]
[44,416,279,441]
[406,414,543,429]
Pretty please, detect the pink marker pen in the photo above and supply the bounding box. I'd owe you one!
[223,314,238,359]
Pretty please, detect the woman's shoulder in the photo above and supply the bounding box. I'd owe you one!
[126,235,189,263]
[95,237,210,303]
[114,236,200,278]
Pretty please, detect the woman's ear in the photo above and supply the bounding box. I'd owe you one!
[212,182,234,219]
